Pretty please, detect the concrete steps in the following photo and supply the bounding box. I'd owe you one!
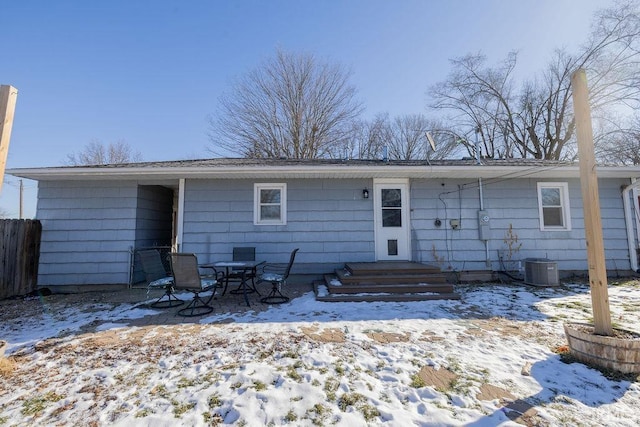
[315,261,461,302]
[325,274,454,294]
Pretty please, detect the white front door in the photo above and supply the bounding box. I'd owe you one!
[374,179,411,261]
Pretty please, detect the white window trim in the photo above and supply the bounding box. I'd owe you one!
[254,183,287,225]
[537,182,571,231]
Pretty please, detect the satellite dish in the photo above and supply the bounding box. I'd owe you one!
[426,132,437,152]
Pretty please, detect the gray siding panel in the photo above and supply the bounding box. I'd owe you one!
[411,177,633,272]
[181,178,373,273]
[36,181,139,286]
[180,177,633,274]
[34,174,635,286]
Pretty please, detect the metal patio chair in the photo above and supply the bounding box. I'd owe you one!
[258,248,299,304]
[139,249,182,308]
[169,253,221,317]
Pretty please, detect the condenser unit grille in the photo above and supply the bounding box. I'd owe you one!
[524,258,559,287]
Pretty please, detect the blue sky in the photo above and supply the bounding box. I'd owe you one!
[1,0,611,218]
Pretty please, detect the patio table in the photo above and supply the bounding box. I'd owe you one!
[200,261,265,307]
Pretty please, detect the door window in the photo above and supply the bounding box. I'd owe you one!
[381,189,402,227]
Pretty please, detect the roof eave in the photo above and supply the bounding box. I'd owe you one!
[6,164,640,181]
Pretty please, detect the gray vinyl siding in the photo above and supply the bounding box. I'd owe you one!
[411,177,632,272]
[36,180,139,286]
[32,174,636,288]
[181,178,374,274]
[182,176,633,274]
[411,178,489,269]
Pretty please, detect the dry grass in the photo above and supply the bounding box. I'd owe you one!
[0,357,17,377]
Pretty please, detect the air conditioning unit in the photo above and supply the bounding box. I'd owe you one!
[524,258,559,287]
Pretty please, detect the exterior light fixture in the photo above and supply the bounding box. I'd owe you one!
[363,188,369,199]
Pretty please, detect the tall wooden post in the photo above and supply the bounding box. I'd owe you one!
[0,85,19,191]
[571,68,613,336]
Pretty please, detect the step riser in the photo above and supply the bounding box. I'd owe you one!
[327,285,455,294]
[338,275,448,285]
[346,268,442,276]
[336,269,449,284]
[345,262,441,276]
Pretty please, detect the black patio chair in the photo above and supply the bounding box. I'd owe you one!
[258,248,299,304]
[224,246,258,295]
[139,249,182,308]
[169,253,221,317]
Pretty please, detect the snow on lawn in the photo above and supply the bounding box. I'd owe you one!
[1,280,640,426]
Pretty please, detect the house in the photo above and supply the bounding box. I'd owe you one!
[7,158,640,290]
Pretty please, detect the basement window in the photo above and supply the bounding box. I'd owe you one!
[254,183,287,225]
[537,182,571,231]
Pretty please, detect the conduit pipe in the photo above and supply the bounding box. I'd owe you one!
[474,127,490,267]
[479,177,490,266]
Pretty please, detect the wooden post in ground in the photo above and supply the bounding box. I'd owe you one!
[0,85,19,192]
[571,68,613,336]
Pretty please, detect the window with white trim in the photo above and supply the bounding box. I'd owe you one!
[537,182,571,231]
[254,183,287,225]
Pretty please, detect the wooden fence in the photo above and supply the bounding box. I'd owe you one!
[0,219,41,298]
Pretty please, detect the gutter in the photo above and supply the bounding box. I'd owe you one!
[622,178,640,272]
[7,164,640,181]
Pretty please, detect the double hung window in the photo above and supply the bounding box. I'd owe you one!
[254,183,287,225]
[537,182,571,231]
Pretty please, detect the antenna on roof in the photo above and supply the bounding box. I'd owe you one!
[426,132,437,152]
[425,132,437,165]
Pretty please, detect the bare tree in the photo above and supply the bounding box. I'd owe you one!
[429,52,520,159]
[335,113,390,160]
[66,140,142,165]
[208,49,363,159]
[387,114,466,161]
[425,125,476,160]
[597,113,640,164]
[336,113,465,161]
[428,0,640,161]
[517,50,578,160]
[387,114,428,160]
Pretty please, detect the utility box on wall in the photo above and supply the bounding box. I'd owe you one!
[524,258,559,287]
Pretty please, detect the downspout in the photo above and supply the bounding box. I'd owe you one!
[622,178,640,272]
[176,178,185,252]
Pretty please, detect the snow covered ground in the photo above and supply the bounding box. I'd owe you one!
[1,279,639,426]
